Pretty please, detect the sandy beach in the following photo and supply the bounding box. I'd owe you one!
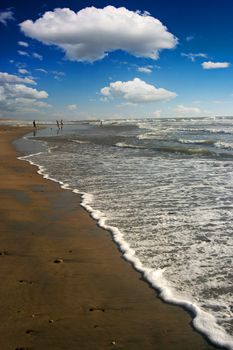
[0,125,219,350]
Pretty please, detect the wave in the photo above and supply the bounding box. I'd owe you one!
[178,138,215,145]
[215,141,233,151]
[179,128,232,135]
[71,139,90,144]
[153,146,213,157]
[115,142,145,149]
[17,147,233,350]
[138,132,159,140]
[138,130,174,140]
[116,142,232,158]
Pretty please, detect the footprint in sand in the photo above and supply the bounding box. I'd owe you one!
[19,279,34,285]
[0,251,8,256]
[89,307,105,312]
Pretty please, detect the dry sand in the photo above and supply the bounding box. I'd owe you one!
[0,125,220,350]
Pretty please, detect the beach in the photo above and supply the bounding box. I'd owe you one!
[0,125,220,350]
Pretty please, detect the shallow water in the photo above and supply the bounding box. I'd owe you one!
[19,117,233,349]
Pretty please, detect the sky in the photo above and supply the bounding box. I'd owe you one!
[1,0,233,121]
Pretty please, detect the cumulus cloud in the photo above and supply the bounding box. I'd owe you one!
[137,66,152,74]
[101,78,177,104]
[181,52,208,62]
[67,104,77,110]
[0,72,35,85]
[4,84,48,99]
[202,61,230,69]
[174,104,201,115]
[0,9,14,26]
[20,6,177,62]
[0,71,49,115]
[18,41,29,47]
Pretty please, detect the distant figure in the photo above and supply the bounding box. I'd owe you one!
[33,120,36,128]
[56,120,60,129]
[100,120,103,127]
[60,120,63,128]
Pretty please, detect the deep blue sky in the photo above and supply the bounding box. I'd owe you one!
[1,0,233,120]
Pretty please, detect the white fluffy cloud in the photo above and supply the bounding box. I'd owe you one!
[101,78,176,104]
[0,71,49,115]
[6,84,48,99]
[202,61,230,69]
[20,6,177,62]
[0,72,35,85]
[67,104,77,110]
[174,104,201,114]
[137,66,152,74]
[0,9,14,26]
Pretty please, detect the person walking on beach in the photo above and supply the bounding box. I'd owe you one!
[60,120,63,128]
[33,120,36,128]
[56,120,60,129]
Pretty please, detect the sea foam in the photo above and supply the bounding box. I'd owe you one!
[18,144,233,350]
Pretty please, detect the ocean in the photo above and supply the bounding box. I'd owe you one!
[18,116,233,349]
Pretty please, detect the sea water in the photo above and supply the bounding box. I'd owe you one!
[19,117,233,349]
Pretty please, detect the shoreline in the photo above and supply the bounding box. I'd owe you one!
[0,125,220,349]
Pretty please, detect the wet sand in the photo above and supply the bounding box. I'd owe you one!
[0,125,220,350]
